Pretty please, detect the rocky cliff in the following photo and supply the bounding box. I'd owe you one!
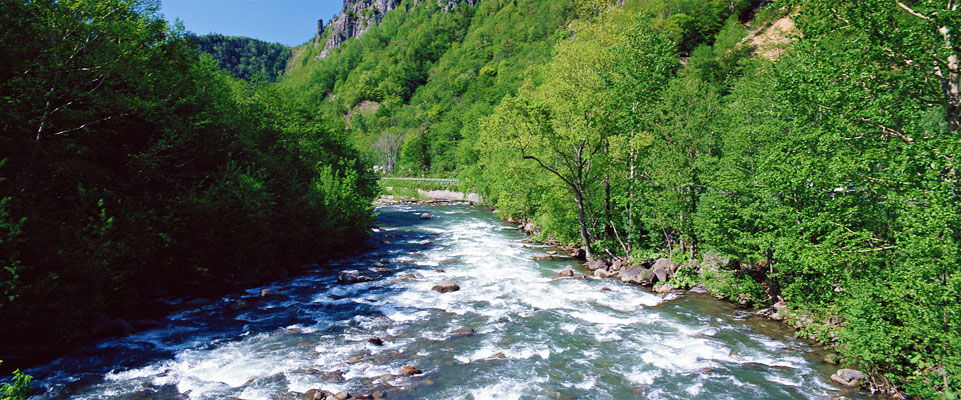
[316,0,476,58]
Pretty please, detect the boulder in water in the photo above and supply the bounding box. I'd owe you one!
[432,279,460,293]
[395,273,417,282]
[420,213,431,219]
[338,270,375,284]
[533,254,553,261]
[552,268,574,280]
[400,365,422,376]
[594,269,610,279]
[831,369,866,387]
[654,283,673,295]
[367,337,384,346]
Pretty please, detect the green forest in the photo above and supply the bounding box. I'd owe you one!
[1,0,959,398]
[0,0,376,376]
[190,34,292,82]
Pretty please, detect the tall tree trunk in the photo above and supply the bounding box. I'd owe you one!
[574,188,593,260]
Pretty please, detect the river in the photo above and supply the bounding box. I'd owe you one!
[26,204,864,399]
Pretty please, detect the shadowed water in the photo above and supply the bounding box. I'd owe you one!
[25,204,865,399]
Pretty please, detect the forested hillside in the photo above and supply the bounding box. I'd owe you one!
[286,0,960,397]
[0,0,376,368]
[190,34,292,82]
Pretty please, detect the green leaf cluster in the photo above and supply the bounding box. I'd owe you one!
[0,0,377,356]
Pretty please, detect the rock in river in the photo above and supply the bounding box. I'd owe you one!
[533,254,553,261]
[449,328,476,337]
[654,283,673,295]
[400,365,422,376]
[338,270,376,284]
[432,279,460,293]
[552,268,574,280]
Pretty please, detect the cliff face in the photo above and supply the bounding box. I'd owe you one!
[317,0,476,58]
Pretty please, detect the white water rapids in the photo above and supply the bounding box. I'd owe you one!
[25,204,864,399]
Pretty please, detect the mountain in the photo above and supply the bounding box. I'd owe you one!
[315,0,479,59]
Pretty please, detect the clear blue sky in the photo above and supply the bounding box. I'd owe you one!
[160,0,344,46]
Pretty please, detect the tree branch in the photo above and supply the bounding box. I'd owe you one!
[895,1,933,21]
[49,114,122,138]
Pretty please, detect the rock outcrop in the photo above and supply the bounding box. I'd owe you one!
[317,0,478,59]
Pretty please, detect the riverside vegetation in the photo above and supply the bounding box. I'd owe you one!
[1,0,958,399]
[0,0,377,381]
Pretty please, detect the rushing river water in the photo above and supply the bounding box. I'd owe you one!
[27,204,864,400]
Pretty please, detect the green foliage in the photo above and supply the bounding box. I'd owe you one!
[190,34,292,82]
[0,362,32,400]
[669,265,700,289]
[0,0,377,356]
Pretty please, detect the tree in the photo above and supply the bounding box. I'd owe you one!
[482,14,617,259]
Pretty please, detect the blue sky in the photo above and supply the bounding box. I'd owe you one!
[160,0,344,46]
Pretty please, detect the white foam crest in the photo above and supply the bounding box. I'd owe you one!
[685,382,704,396]
[464,378,542,400]
[565,310,637,326]
[623,366,662,386]
[503,343,551,360]
[573,375,596,390]
[343,363,393,380]
[453,342,507,364]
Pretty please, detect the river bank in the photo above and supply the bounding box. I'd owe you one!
[22,204,866,400]
[506,216,888,398]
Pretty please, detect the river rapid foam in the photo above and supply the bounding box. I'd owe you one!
[25,204,862,400]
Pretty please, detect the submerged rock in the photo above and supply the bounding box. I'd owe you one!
[449,328,476,337]
[432,279,460,293]
[367,337,384,346]
[230,300,250,311]
[420,213,431,219]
